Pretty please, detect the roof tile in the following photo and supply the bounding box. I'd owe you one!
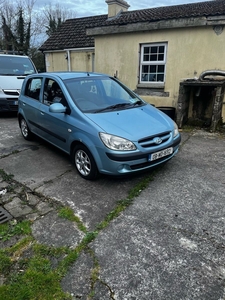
[40,0,225,51]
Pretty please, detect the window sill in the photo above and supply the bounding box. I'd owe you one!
[137,82,165,89]
[135,83,169,97]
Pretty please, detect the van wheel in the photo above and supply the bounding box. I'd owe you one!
[20,117,32,140]
[72,145,99,180]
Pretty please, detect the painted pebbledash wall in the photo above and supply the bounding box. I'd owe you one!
[93,26,225,112]
[45,51,94,73]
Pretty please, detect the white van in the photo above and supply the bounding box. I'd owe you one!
[0,54,37,112]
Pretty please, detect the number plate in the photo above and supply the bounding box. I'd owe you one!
[149,147,173,161]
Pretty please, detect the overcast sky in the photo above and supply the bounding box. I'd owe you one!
[37,0,211,18]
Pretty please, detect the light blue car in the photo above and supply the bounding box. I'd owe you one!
[18,72,181,180]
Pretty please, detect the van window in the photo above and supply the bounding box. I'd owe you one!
[0,56,36,76]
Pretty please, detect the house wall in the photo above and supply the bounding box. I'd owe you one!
[70,51,94,72]
[45,52,68,71]
[44,51,95,72]
[93,26,225,119]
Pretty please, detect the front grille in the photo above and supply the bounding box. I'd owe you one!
[138,131,171,148]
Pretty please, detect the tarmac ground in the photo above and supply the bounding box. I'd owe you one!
[0,115,225,299]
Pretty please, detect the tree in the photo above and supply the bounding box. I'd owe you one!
[0,0,76,69]
[0,1,33,54]
[44,3,76,37]
[46,15,62,37]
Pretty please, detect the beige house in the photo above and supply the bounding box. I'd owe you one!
[40,0,225,131]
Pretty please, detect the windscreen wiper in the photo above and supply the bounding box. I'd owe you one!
[95,103,131,113]
[131,99,144,106]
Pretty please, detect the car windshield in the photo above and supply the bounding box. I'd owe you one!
[0,56,36,76]
[64,76,145,113]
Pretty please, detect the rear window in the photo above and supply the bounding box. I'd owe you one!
[0,56,37,76]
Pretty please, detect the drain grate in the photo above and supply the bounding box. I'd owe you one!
[0,206,13,224]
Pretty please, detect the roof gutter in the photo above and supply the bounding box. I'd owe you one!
[86,15,225,36]
[41,47,95,54]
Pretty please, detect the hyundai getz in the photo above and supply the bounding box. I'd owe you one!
[18,72,181,180]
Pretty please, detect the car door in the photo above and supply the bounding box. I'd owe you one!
[35,78,72,152]
[20,77,42,134]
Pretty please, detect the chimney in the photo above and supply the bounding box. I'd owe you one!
[105,0,130,18]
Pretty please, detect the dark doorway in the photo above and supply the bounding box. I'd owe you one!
[177,80,225,132]
[190,86,215,127]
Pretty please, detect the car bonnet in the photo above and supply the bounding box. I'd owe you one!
[86,105,173,141]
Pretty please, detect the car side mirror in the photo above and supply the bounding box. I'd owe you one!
[49,103,67,113]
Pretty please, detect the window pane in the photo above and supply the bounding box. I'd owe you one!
[159,46,165,53]
[144,47,150,54]
[142,65,149,73]
[150,54,157,61]
[149,74,156,81]
[157,74,164,81]
[150,65,156,73]
[150,47,157,53]
[158,54,164,61]
[143,54,149,61]
[158,65,165,72]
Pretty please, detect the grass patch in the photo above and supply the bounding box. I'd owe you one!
[0,172,156,299]
[33,244,69,258]
[0,266,72,300]
[58,206,87,233]
[0,250,12,274]
[96,173,155,231]
[0,220,32,241]
[0,169,14,181]
[0,241,73,300]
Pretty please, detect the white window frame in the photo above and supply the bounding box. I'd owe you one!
[139,43,167,85]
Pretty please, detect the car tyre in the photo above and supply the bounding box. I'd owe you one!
[73,144,99,180]
[20,117,32,140]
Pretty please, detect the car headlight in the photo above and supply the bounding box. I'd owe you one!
[173,122,179,137]
[99,133,136,151]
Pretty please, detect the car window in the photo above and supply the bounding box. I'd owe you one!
[65,77,144,113]
[43,78,71,113]
[0,56,36,76]
[24,78,42,101]
[43,79,63,105]
[101,79,131,101]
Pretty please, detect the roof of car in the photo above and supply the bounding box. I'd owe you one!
[34,71,109,80]
[0,54,29,58]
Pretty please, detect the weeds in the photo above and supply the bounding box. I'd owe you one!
[0,172,156,299]
[58,206,87,233]
[0,220,32,241]
[0,169,14,182]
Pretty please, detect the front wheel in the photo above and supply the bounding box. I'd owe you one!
[72,144,99,180]
[19,117,32,140]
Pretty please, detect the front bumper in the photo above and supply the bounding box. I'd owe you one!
[0,99,18,112]
[97,134,181,175]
